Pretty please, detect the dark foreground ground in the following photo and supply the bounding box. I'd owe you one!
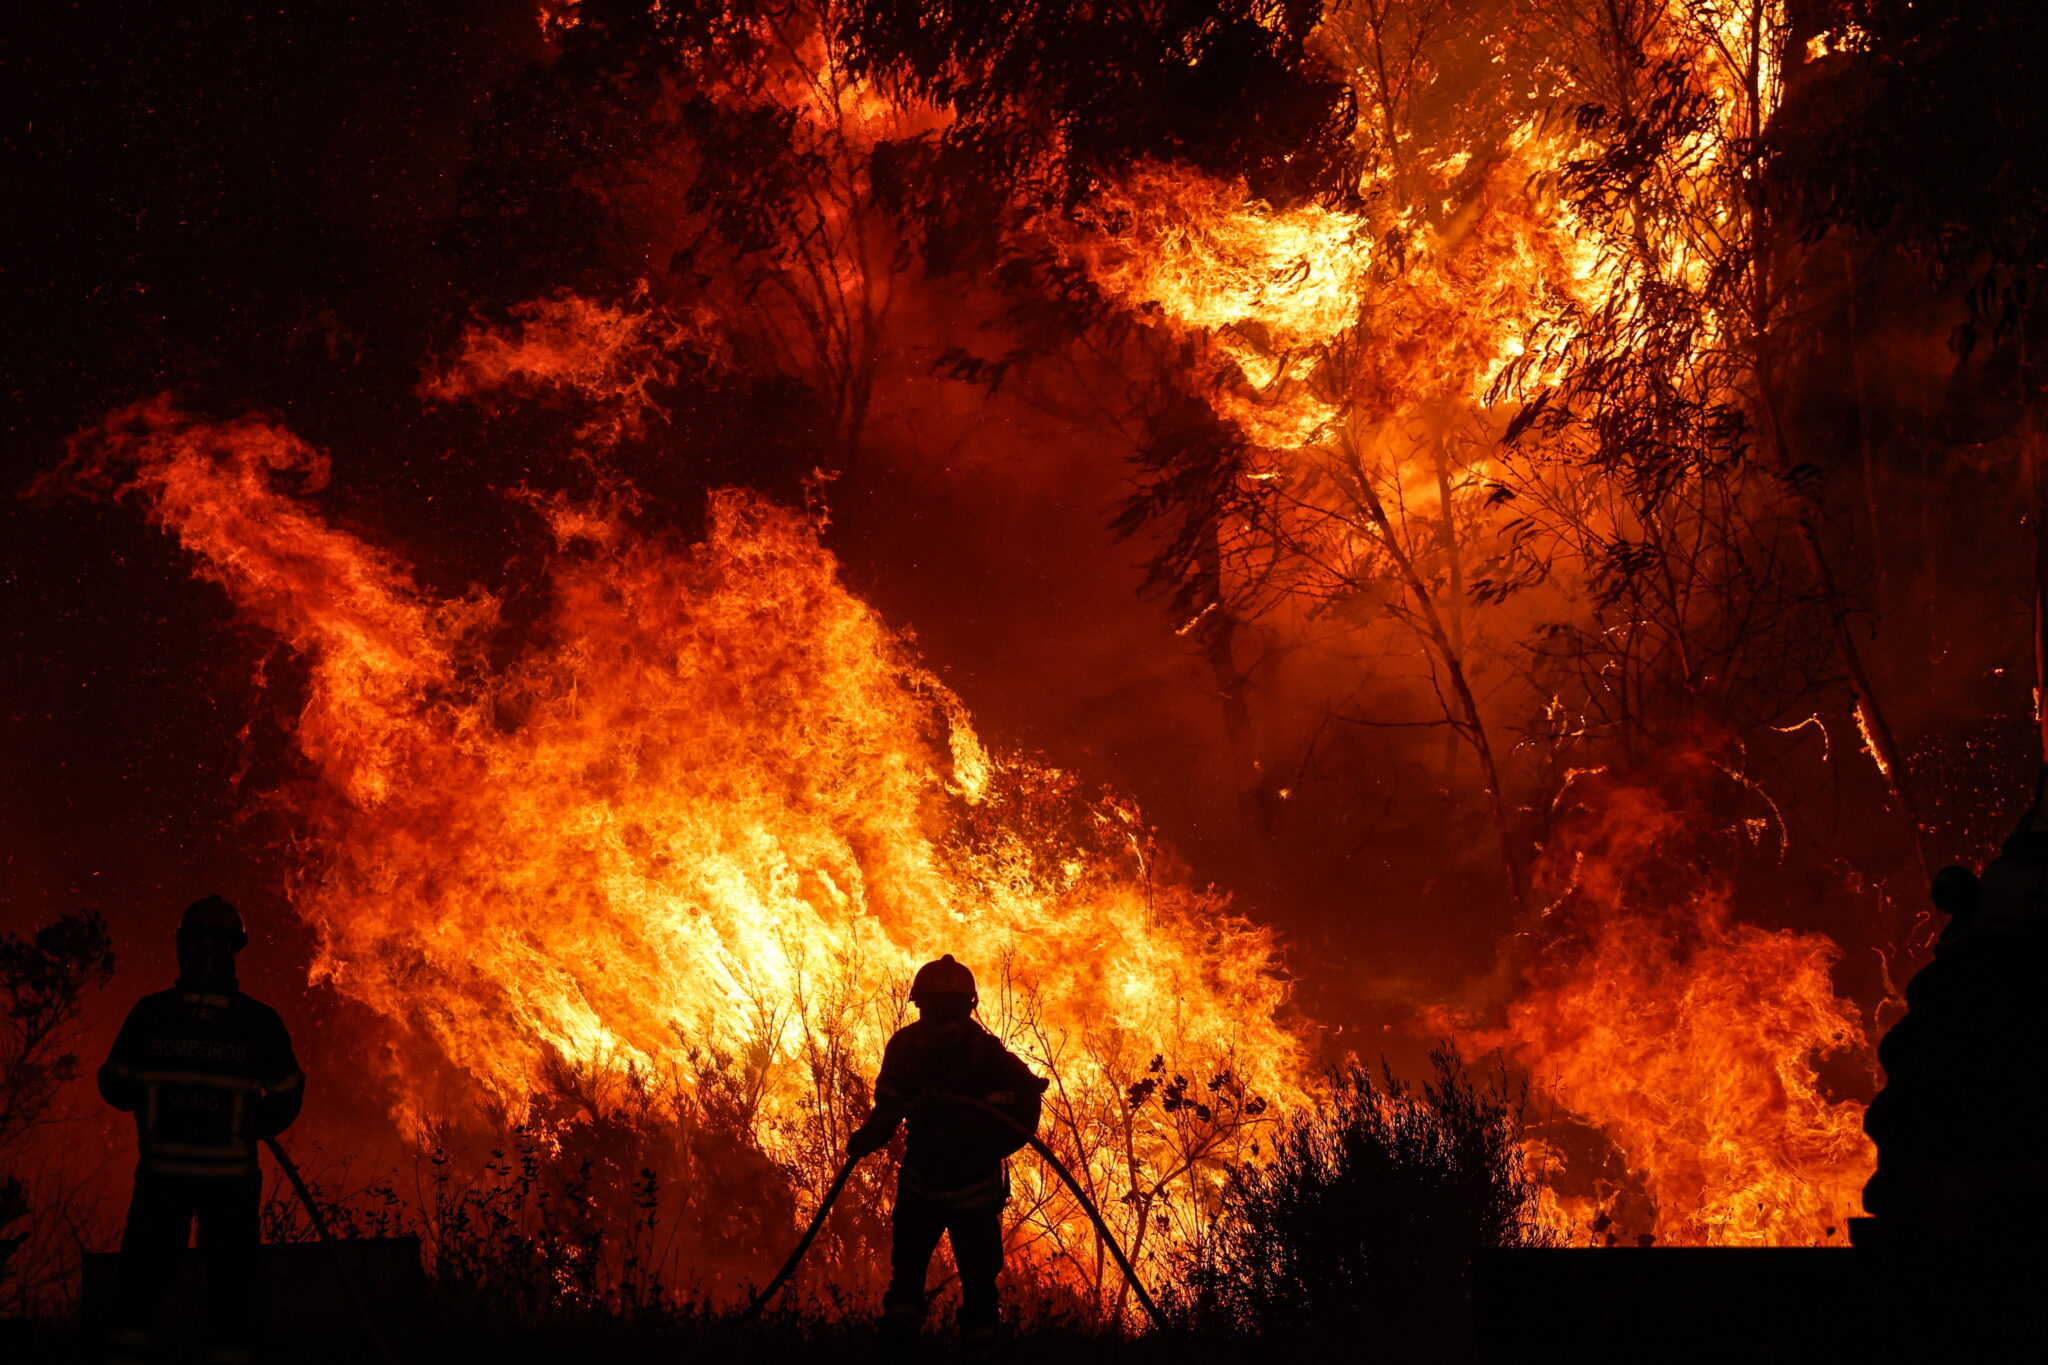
[11,1298,1222,1365]
[12,1242,2048,1364]
[15,1238,1223,1365]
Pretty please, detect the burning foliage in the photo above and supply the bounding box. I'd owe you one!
[419,290,727,447]
[22,0,2048,1337]
[55,397,1300,1311]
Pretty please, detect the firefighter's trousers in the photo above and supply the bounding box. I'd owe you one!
[107,1171,261,1364]
[883,1173,1005,1335]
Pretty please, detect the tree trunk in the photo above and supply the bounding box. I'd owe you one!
[1842,247,1886,584]
[1745,77,1927,877]
[1339,436,1529,918]
[1755,376,1929,881]
[1192,525,1279,878]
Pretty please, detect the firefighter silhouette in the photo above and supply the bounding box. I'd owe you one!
[1862,780,2048,1245]
[98,896,303,1365]
[848,955,1048,1357]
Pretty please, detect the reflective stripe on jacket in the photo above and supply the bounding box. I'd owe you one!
[100,988,303,1178]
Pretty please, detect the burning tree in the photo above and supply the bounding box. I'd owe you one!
[52,397,1304,1315]
[835,0,1889,1245]
[35,0,2048,1326]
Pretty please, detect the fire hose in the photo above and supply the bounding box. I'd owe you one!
[742,1094,1167,1330]
[263,1136,404,1365]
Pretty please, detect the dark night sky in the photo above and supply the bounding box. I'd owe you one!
[4,2,556,1074]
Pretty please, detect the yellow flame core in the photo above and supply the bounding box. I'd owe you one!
[1071,163,1375,351]
[1055,164,1367,447]
[1054,138,1621,452]
[75,398,1303,1294]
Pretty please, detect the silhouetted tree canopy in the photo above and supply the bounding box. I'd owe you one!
[838,0,1356,208]
[1778,1,2048,373]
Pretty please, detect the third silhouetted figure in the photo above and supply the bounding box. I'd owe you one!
[1862,778,2048,1246]
[848,955,1047,1359]
[98,896,303,1365]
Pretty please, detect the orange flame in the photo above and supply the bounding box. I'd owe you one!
[1468,765,1873,1246]
[420,290,725,444]
[62,396,1303,1302]
[54,0,1865,1273]
[1052,134,1618,452]
[1053,0,1848,1248]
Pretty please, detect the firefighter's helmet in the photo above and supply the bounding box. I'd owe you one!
[910,953,976,1002]
[178,895,248,951]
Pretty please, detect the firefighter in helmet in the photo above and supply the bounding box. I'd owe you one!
[98,896,303,1365]
[847,954,1048,1357]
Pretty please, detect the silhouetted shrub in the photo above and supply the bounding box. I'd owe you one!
[0,909,115,1314]
[1175,1048,1553,1353]
[52,1050,1544,1363]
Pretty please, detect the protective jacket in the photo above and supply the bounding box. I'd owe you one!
[98,986,303,1179]
[858,1017,1047,1204]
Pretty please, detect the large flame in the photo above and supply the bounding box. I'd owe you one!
[1055,138,1610,450]
[62,396,1302,1301]
[1048,0,1854,1247]
[1500,893,1871,1245]
[1478,766,1873,1246]
[56,0,1876,1271]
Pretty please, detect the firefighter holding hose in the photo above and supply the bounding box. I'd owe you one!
[847,954,1048,1358]
[98,896,304,1365]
